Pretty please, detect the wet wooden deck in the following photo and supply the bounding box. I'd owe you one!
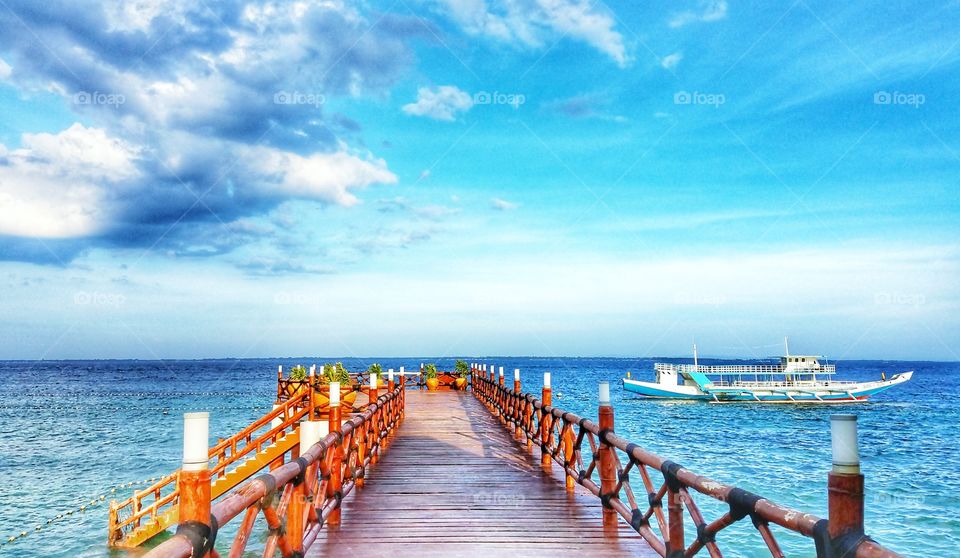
[307,390,656,557]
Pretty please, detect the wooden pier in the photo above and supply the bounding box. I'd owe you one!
[115,364,903,558]
[306,390,654,557]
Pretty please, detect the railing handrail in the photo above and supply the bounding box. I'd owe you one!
[143,382,405,558]
[471,372,901,558]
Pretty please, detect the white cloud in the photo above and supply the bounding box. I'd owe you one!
[437,0,629,67]
[0,57,11,80]
[661,51,683,69]
[669,0,728,28]
[0,124,140,238]
[248,145,397,206]
[402,85,474,121]
[491,197,518,210]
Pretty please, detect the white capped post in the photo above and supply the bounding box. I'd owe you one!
[310,364,316,377]
[300,420,329,451]
[370,373,378,389]
[400,366,405,375]
[329,382,341,407]
[514,368,520,381]
[388,368,395,383]
[544,372,551,389]
[598,382,611,406]
[182,412,209,471]
[831,415,860,474]
[499,366,504,377]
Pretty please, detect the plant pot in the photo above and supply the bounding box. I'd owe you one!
[454,377,467,390]
[426,378,439,391]
[311,387,359,409]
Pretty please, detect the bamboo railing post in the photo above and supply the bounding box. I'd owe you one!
[597,382,619,533]
[828,415,866,549]
[178,412,214,557]
[327,382,343,526]
[541,372,552,469]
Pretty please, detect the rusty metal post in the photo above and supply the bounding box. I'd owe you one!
[327,382,343,526]
[598,382,619,533]
[828,415,865,544]
[541,372,552,469]
[179,412,213,557]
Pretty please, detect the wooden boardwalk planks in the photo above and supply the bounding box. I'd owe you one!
[306,390,657,557]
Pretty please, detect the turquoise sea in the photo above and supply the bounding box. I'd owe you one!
[0,358,956,557]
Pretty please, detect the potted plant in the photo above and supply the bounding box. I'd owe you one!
[313,362,358,408]
[424,363,439,391]
[289,365,308,381]
[454,359,469,390]
[368,363,383,386]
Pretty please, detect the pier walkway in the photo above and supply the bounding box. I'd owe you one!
[306,390,653,557]
[130,366,901,558]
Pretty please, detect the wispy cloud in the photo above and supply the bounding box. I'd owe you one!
[661,51,683,70]
[491,197,519,211]
[402,85,474,121]
[669,0,728,28]
[435,0,630,67]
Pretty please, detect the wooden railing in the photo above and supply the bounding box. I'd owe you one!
[472,371,901,558]
[142,381,405,558]
[107,389,310,546]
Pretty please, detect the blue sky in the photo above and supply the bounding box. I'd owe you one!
[0,0,957,360]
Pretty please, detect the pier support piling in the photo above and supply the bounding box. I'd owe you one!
[177,412,214,558]
[827,415,866,554]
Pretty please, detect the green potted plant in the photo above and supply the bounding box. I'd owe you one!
[314,362,357,407]
[424,363,439,391]
[368,363,383,387]
[454,359,469,390]
[289,365,308,381]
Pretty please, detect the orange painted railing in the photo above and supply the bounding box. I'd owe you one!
[107,389,311,546]
[142,380,405,558]
[472,370,901,558]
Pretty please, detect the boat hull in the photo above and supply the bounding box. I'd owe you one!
[622,371,913,403]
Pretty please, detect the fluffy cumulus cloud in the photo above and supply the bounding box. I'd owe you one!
[0,0,422,264]
[435,0,629,67]
[402,85,474,121]
[669,0,728,29]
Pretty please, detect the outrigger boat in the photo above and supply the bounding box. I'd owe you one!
[622,339,913,403]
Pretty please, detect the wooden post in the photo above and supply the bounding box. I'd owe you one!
[388,368,395,392]
[327,382,343,526]
[514,368,522,440]
[598,382,618,533]
[829,415,865,541]
[498,366,505,387]
[179,412,213,557]
[308,365,316,419]
[564,425,575,492]
[541,372,552,469]
[369,373,379,467]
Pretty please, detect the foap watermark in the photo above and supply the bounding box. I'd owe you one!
[874,292,926,307]
[472,492,525,508]
[674,90,725,108]
[871,492,924,506]
[873,91,925,108]
[674,293,728,306]
[73,91,126,107]
[273,90,325,107]
[74,291,126,307]
[473,90,526,108]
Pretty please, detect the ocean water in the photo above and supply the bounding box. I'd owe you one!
[0,358,955,557]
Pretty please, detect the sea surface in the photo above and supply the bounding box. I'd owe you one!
[0,358,956,557]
